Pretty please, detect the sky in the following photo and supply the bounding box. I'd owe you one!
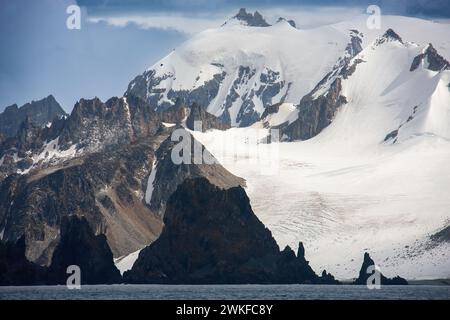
[0,0,449,112]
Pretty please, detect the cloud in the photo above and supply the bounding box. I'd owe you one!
[88,14,226,35]
[87,6,365,34]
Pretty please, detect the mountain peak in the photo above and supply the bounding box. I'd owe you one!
[373,29,403,46]
[383,28,403,43]
[0,95,66,137]
[232,8,271,27]
[410,42,450,72]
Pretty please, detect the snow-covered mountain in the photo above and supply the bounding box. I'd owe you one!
[1,8,450,283]
[125,8,351,127]
[126,9,450,130]
[190,15,450,280]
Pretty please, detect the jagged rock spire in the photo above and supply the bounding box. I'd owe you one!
[233,8,271,27]
[297,241,305,259]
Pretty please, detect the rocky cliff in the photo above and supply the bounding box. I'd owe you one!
[48,215,121,284]
[0,95,243,279]
[124,178,337,284]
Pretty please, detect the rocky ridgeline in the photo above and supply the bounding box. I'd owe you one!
[273,30,364,141]
[231,8,271,27]
[410,43,450,72]
[0,95,66,137]
[0,94,242,283]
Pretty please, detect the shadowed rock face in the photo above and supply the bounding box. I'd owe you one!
[277,17,296,28]
[48,216,121,285]
[233,8,271,27]
[354,252,408,286]
[0,236,48,285]
[282,78,347,141]
[0,126,166,264]
[0,216,122,285]
[124,178,337,284]
[410,43,450,72]
[375,29,403,46]
[0,95,66,137]
[430,225,450,243]
[273,31,363,141]
[186,103,230,132]
[0,94,246,283]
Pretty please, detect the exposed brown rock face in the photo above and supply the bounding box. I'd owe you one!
[0,127,165,264]
[125,178,338,284]
[158,98,187,124]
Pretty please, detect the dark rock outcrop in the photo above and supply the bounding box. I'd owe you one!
[281,78,347,141]
[126,70,227,114]
[186,103,230,132]
[159,98,187,124]
[0,95,66,137]
[0,94,245,283]
[58,95,161,151]
[384,129,399,143]
[1,216,122,285]
[276,17,296,28]
[430,225,450,243]
[48,216,121,284]
[273,31,363,141]
[231,8,271,27]
[353,252,408,285]
[124,178,338,284]
[142,127,245,215]
[0,120,172,264]
[260,103,284,121]
[374,29,403,46]
[410,43,450,72]
[0,237,48,285]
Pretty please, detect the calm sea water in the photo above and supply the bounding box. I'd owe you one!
[0,284,449,300]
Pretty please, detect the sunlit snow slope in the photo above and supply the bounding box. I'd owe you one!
[126,12,349,126]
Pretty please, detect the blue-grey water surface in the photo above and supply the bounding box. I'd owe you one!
[1,284,449,300]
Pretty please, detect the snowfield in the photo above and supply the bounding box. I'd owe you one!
[192,128,450,280]
[115,249,142,275]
